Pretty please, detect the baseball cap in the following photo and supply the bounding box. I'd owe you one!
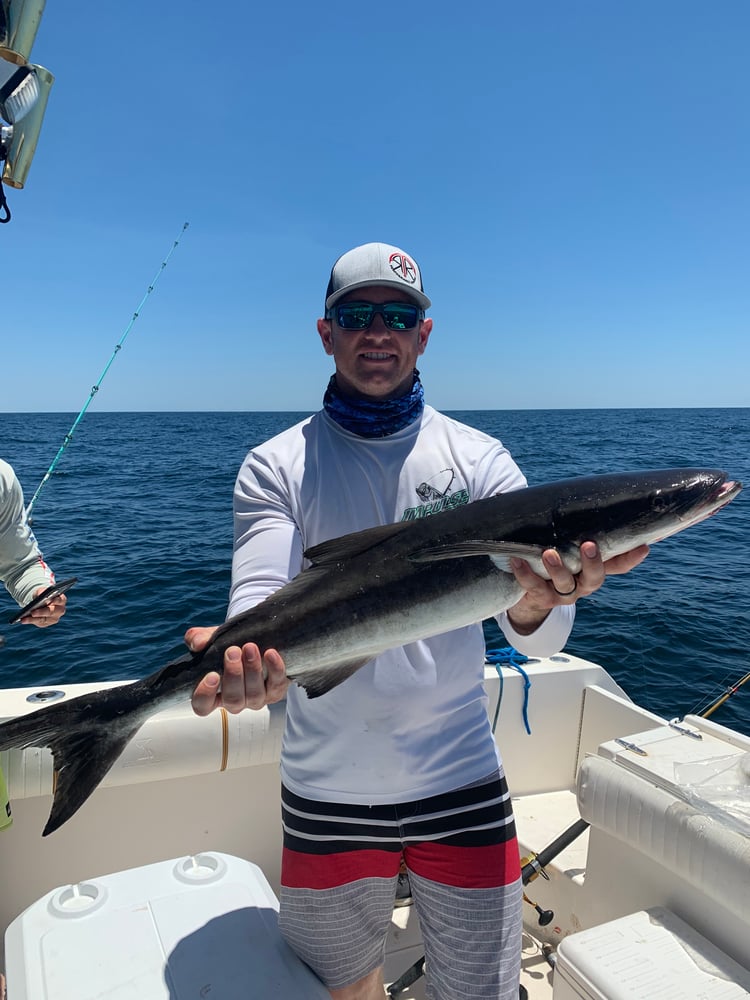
[325,242,431,311]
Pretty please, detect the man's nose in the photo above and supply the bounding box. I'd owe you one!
[367,312,391,334]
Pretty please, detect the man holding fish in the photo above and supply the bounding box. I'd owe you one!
[186,242,648,1000]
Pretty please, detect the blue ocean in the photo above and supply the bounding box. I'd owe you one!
[1,408,748,734]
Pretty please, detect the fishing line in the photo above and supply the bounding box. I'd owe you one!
[687,668,750,720]
[688,673,735,718]
[25,222,190,518]
[639,611,656,714]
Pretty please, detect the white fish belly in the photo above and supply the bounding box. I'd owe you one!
[284,568,523,677]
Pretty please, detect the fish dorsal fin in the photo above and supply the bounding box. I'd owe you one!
[288,658,373,698]
[304,521,413,565]
[411,540,546,569]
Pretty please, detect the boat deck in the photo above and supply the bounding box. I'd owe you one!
[3,656,750,999]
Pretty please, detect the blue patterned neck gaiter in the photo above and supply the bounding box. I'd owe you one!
[323,370,425,438]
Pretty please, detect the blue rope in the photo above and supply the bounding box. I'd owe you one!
[486,646,531,735]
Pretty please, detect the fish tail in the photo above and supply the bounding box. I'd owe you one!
[0,682,150,836]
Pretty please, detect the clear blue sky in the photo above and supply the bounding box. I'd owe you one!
[3,1,748,412]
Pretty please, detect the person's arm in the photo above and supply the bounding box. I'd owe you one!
[0,461,65,626]
[189,450,299,716]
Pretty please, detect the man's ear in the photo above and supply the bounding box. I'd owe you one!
[417,317,433,355]
[317,317,334,356]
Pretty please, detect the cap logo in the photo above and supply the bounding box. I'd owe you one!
[389,252,418,286]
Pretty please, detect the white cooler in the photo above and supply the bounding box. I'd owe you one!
[4,851,330,999]
[553,907,750,1000]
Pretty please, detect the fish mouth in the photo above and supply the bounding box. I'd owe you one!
[683,477,742,527]
[720,478,740,497]
[706,477,741,510]
[712,477,741,507]
[649,475,740,545]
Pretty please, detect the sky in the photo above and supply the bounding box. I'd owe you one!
[1,0,748,412]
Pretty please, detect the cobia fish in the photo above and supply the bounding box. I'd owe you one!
[0,468,741,836]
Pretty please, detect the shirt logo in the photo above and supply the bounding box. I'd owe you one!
[389,252,418,286]
[415,468,455,501]
[401,467,470,520]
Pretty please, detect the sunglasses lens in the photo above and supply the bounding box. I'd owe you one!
[336,304,373,329]
[382,304,419,330]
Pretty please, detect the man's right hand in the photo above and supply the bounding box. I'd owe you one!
[185,626,289,716]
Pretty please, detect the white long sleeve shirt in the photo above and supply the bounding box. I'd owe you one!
[0,459,54,607]
[229,407,574,803]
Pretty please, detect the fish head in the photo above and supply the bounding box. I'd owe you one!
[552,468,741,566]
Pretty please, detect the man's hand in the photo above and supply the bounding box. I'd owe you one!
[507,542,650,634]
[22,586,68,627]
[185,626,289,717]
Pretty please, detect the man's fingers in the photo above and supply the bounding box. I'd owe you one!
[191,671,221,717]
[509,557,547,592]
[510,541,651,621]
[189,638,289,716]
[184,625,220,652]
[220,646,252,713]
[22,590,68,627]
[568,543,604,596]
[541,549,585,597]
[263,648,290,704]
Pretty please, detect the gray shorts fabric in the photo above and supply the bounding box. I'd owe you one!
[280,869,522,998]
[278,770,523,998]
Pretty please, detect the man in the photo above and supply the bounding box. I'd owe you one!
[1,457,67,849]
[0,458,67,626]
[187,243,647,1000]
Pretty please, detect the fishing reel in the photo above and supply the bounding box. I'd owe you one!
[0,0,55,223]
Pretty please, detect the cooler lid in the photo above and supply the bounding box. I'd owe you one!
[5,852,330,999]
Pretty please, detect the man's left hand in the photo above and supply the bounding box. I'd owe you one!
[507,542,650,634]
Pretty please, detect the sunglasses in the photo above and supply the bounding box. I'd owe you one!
[328,301,424,331]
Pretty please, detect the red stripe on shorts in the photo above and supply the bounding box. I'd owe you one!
[404,837,521,888]
[282,847,402,889]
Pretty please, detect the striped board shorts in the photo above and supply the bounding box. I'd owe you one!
[279,770,523,999]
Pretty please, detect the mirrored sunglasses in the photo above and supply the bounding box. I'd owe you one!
[329,301,424,331]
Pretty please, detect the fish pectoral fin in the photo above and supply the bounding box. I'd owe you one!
[410,541,547,566]
[290,658,372,699]
[304,522,412,565]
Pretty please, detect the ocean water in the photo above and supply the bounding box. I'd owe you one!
[1,408,748,735]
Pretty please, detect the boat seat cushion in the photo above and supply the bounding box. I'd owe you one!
[576,754,750,926]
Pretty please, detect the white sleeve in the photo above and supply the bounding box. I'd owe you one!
[227,449,304,620]
[0,460,55,606]
[497,604,575,658]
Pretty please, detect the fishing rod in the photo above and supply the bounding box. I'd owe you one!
[700,671,750,719]
[687,669,750,723]
[520,817,590,886]
[24,222,190,517]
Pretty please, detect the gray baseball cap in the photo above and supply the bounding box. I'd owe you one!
[325,242,431,311]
